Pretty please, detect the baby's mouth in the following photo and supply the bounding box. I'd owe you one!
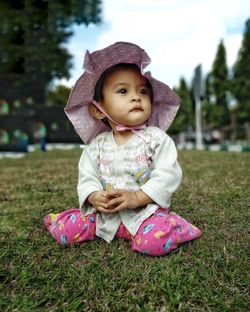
[130,106,144,112]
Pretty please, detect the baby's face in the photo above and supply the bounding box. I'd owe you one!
[101,68,152,127]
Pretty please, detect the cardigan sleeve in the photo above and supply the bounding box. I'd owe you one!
[77,146,103,211]
[140,132,182,208]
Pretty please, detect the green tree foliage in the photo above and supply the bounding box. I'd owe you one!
[170,78,193,133]
[0,0,102,106]
[233,18,250,124]
[210,40,230,126]
[202,72,224,129]
[202,73,213,128]
[46,84,71,107]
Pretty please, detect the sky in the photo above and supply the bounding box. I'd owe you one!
[59,0,249,89]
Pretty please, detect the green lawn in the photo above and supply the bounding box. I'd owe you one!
[0,149,249,311]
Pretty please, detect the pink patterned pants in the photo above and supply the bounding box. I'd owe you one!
[44,208,201,256]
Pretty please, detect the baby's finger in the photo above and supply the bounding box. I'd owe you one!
[95,201,108,209]
[106,189,123,198]
[107,196,123,208]
[108,203,126,213]
[101,208,118,214]
[101,191,109,198]
[98,196,109,204]
[95,206,112,213]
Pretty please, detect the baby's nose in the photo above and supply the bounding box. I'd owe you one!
[131,93,141,102]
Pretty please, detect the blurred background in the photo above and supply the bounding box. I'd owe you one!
[0,0,249,153]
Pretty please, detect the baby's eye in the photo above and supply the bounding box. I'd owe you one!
[140,88,149,95]
[117,88,127,94]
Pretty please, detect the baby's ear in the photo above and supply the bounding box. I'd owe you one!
[88,102,106,120]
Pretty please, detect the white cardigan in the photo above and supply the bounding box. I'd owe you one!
[77,126,182,243]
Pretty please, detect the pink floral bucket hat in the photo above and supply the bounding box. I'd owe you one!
[65,42,180,144]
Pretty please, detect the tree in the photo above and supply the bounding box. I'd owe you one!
[46,84,71,107]
[0,0,102,106]
[232,18,250,124]
[210,40,230,127]
[202,73,213,128]
[202,72,223,129]
[170,78,193,133]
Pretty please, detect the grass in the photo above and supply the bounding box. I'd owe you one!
[0,149,249,311]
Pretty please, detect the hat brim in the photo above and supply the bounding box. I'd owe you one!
[64,42,180,144]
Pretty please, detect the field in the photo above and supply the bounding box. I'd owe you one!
[0,149,249,311]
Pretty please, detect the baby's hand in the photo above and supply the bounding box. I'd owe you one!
[88,189,152,214]
[87,191,111,213]
[105,189,139,212]
[106,189,153,213]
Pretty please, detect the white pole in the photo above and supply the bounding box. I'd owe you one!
[195,96,203,150]
[194,64,204,150]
